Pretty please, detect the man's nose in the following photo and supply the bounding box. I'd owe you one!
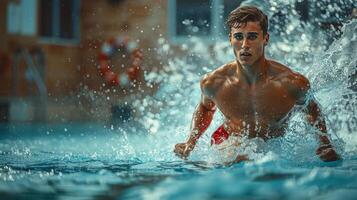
[241,38,250,49]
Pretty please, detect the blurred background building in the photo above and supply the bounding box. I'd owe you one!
[0,0,355,123]
[0,0,170,123]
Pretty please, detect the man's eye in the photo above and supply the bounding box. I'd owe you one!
[234,34,243,40]
[248,35,258,40]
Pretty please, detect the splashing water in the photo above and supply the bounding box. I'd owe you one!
[1,0,357,199]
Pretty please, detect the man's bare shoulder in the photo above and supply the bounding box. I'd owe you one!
[268,60,294,77]
[268,60,308,83]
[200,62,235,96]
[268,60,310,101]
[201,62,235,84]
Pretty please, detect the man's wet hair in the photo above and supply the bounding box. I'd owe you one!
[226,6,268,36]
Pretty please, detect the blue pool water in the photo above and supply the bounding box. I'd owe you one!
[0,123,357,200]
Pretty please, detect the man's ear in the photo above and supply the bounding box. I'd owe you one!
[264,33,270,46]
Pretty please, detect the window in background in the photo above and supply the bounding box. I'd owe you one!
[175,0,212,37]
[39,0,80,44]
[168,0,219,43]
[6,0,37,36]
[168,0,243,43]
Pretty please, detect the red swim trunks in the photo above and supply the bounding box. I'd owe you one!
[211,125,229,145]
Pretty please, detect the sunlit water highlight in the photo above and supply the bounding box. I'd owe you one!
[1,1,357,199]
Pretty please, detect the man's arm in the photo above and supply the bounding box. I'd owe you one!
[174,94,216,159]
[286,72,340,162]
[187,95,216,145]
[304,98,340,162]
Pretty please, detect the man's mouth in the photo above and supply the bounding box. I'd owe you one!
[240,52,252,57]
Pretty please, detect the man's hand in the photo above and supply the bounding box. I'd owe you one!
[174,142,195,159]
[316,144,340,162]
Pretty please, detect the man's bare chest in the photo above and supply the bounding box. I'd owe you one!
[214,82,297,122]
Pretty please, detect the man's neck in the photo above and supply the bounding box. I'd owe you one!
[237,56,268,85]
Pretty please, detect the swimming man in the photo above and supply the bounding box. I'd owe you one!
[174,6,339,163]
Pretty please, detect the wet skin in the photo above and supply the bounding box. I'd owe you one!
[174,22,340,162]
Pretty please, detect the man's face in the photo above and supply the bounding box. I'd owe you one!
[230,21,269,67]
